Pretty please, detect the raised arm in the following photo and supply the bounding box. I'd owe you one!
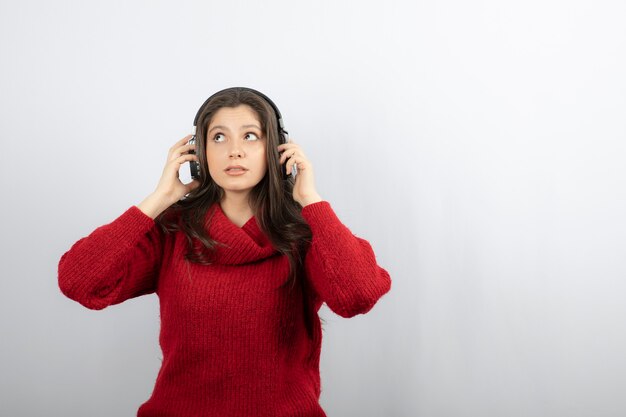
[301,201,392,318]
[58,135,201,310]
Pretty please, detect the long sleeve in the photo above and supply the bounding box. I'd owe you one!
[301,201,392,318]
[58,206,163,310]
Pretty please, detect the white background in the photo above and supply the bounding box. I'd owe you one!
[1,0,625,416]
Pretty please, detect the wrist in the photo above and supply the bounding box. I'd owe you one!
[301,195,323,207]
[138,192,175,219]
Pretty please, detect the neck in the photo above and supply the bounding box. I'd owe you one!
[220,192,254,224]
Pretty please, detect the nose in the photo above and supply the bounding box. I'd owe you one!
[229,144,244,158]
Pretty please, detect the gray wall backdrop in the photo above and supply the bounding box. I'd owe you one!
[1,0,625,416]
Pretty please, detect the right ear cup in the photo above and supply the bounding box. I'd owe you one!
[188,136,201,180]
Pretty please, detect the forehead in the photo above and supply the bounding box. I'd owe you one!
[209,105,261,126]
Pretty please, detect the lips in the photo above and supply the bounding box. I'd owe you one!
[224,165,248,172]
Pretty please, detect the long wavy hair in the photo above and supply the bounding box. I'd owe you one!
[155,88,317,335]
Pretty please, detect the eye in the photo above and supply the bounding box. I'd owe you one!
[244,132,260,141]
[213,133,226,142]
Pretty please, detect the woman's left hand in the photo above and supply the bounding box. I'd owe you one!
[277,140,323,207]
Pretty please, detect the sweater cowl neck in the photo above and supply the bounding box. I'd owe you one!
[204,202,279,265]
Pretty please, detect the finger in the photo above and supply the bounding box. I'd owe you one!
[278,145,306,161]
[164,154,198,181]
[277,143,299,153]
[171,135,193,149]
[169,144,197,161]
[280,151,293,164]
[176,153,198,163]
[174,143,197,154]
[170,143,196,154]
[168,135,194,156]
[287,155,305,174]
[279,150,292,164]
[167,153,199,168]
[280,149,301,164]
[285,156,292,174]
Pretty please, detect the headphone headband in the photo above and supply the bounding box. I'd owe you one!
[192,87,285,133]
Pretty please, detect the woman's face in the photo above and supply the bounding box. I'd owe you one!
[205,104,267,199]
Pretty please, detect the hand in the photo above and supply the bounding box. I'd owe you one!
[277,140,323,207]
[155,135,201,203]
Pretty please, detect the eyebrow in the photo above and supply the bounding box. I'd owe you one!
[208,124,262,133]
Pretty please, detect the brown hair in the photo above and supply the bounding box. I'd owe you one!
[156,88,316,334]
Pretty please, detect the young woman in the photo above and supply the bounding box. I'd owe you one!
[58,87,391,416]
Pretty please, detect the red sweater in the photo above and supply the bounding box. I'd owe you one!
[58,200,391,416]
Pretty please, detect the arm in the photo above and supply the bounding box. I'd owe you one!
[58,206,163,310]
[301,201,392,318]
[58,135,202,310]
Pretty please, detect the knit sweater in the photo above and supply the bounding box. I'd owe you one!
[58,200,391,417]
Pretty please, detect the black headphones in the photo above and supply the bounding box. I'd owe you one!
[189,87,290,180]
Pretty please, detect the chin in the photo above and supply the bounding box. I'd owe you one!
[217,180,261,192]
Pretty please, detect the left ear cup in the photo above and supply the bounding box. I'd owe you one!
[279,132,291,180]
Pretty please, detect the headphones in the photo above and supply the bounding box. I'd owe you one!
[189,87,291,180]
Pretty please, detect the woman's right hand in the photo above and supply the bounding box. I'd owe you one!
[137,135,201,219]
